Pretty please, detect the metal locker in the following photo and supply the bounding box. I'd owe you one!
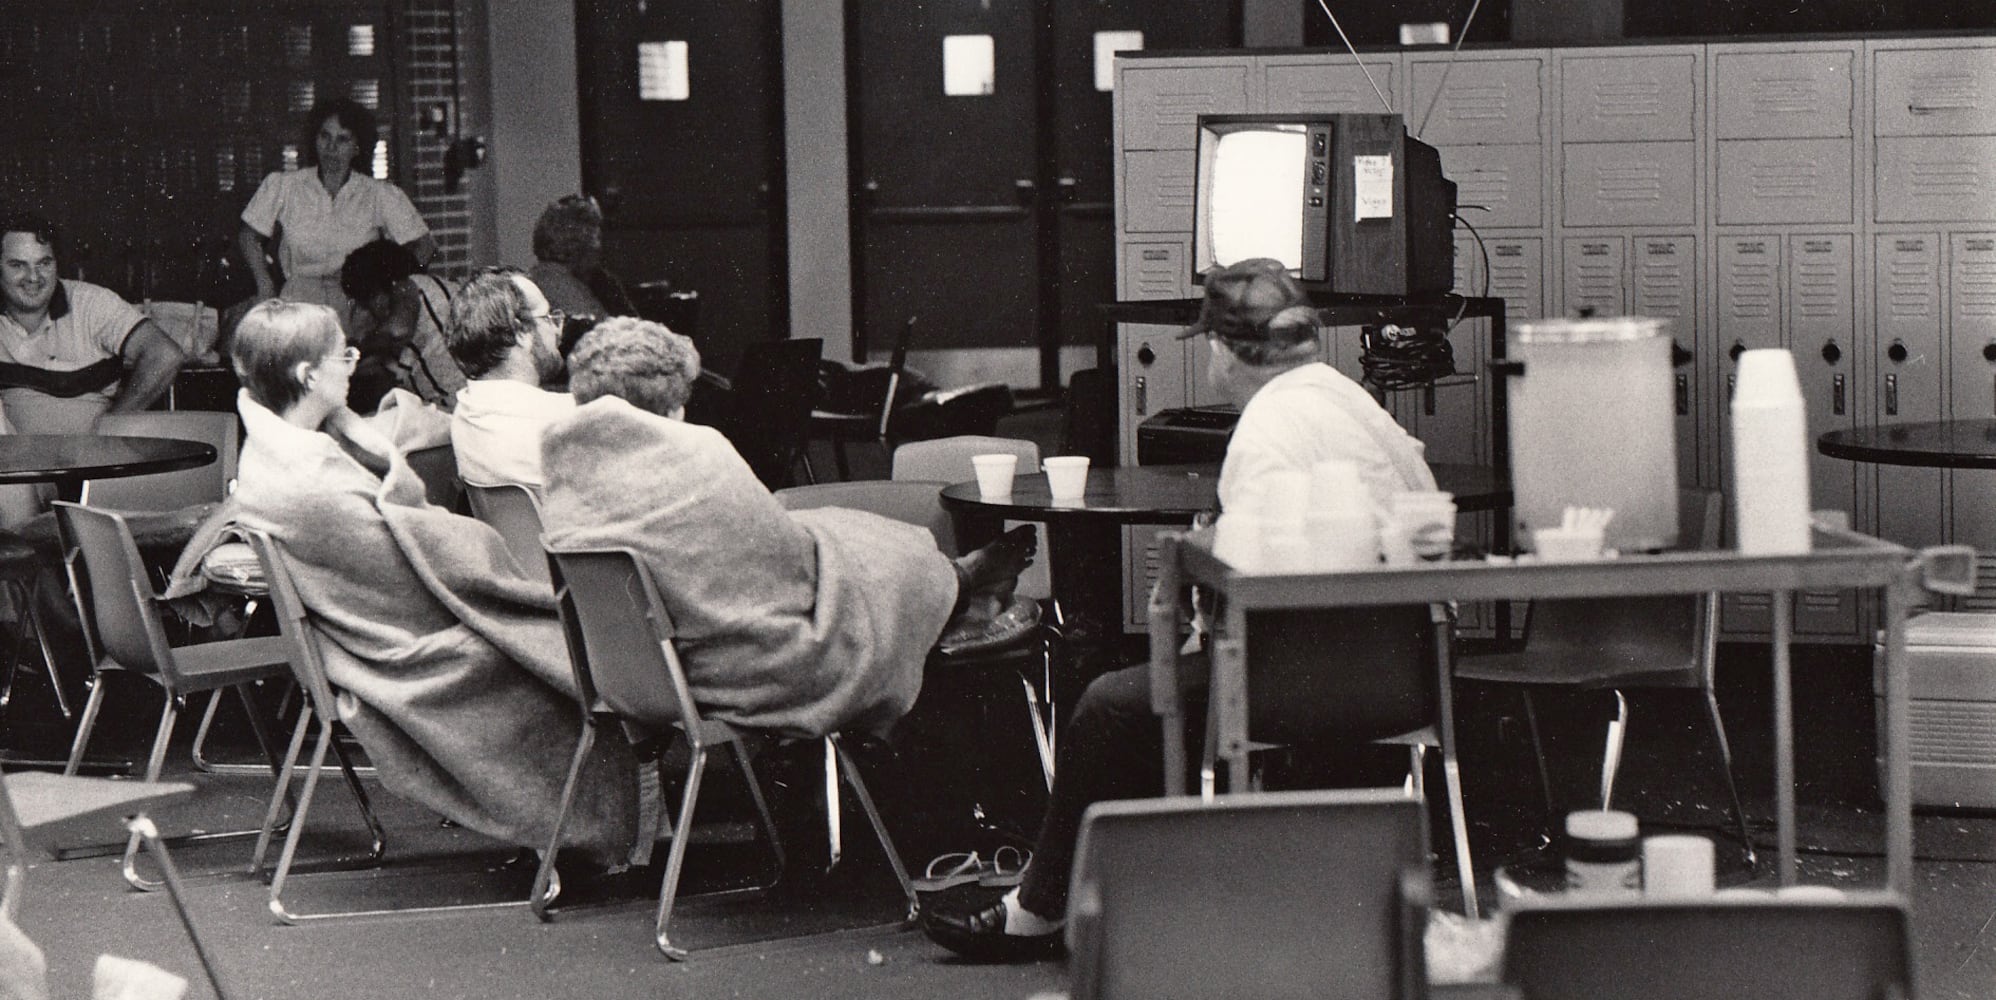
[1713,49,1855,140]
[1118,64,1252,150]
[1717,235,1784,517]
[1872,47,1996,138]
[1874,233,1946,548]
[1124,524,1170,630]
[1874,136,1996,224]
[1634,236,1700,489]
[1122,150,1197,234]
[1561,236,1626,317]
[1263,57,1399,115]
[1437,144,1545,230]
[1560,52,1697,143]
[1790,234,1861,636]
[1409,56,1545,146]
[1947,234,1996,549]
[1119,324,1190,467]
[1715,138,1854,226]
[1120,241,1190,301]
[1562,142,1698,228]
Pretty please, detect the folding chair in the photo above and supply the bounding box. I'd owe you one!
[244,529,534,924]
[50,503,292,890]
[1502,894,1914,1000]
[463,482,550,586]
[1067,789,1430,1000]
[536,543,915,959]
[0,772,234,1000]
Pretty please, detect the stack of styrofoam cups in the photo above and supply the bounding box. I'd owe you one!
[1304,460,1378,571]
[1731,348,1812,554]
[1385,490,1458,565]
[1642,834,1716,898]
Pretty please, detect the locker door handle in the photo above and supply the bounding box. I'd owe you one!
[1833,374,1845,416]
[1727,373,1736,399]
[1885,373,1898,417]
[1675,373,1688,415]
[1134,375,1147,416]
[1424,384,1436,416]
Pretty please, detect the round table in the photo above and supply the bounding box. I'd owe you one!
[0,434,217,499]
[1817,419,1996,469]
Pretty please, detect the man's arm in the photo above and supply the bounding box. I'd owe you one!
[237,223,278,302]
[108,321,188,413]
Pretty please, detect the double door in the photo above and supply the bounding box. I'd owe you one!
[849,0,1230,386]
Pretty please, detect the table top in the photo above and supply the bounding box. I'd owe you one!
[0,434,216,485]
[939,462,1510,525]
[1817,419,1996,469]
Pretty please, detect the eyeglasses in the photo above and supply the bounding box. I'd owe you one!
[326,346,361,367]
[533,309,567,328]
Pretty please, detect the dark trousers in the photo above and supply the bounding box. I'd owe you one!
[1015,662,1206,919]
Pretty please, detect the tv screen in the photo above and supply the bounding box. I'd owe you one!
[1199,126,1309,273]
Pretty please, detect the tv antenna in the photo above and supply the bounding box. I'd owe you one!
[1312,0,1394,114]
[1411,0,1487,141]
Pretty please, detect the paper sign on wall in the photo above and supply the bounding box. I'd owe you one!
[1354,155,1394,220]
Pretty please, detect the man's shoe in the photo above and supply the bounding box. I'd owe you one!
[920,899,1062,962]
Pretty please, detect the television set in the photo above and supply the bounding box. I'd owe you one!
[1191,113,1457,296]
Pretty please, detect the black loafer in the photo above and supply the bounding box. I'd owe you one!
[920,899,1063,962]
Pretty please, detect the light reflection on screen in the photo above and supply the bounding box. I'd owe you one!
[1207,128,1307,271]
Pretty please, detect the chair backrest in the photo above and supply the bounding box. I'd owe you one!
[1067,789,1429,1000]
[542,545,706,734]
[242,530,343,723]
[1514,486,1724,688]
[888,435,1051,598]
[51,502,176,682]
[83,411,238,511]
[404,443,463,512]
[774,481,955,553]
[463,482,551,585]
[1242,603,1439,746]
[725,338,823,489]
[1502,895,1913,1000]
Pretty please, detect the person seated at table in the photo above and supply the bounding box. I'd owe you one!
[538,316,1038,740]
[0,212,188,435]
[528,194,634,321]
[921,257,1437,961]
[206,298,643,867]
[445,268,574,492]
[338,239,467,412]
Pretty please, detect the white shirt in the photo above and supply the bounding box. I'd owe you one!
[449,379,577,490]
[1218,362,1436,515]
[240,169,428,286]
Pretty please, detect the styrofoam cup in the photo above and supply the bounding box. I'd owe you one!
[1043,456,1090,501]
[1533,525,1605,561]
[971,453,1018,498]
[1642,835,1716,898]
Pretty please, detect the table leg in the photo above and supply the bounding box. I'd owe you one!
[1882,574,1915,893]
[1771,591,1796,886]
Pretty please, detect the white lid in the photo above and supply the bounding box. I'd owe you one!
[1565,809,1639,841]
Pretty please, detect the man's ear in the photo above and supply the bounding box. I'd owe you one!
[292,361,317,388]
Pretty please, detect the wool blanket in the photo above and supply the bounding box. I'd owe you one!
[539,396,957,739]
[183,393,640,864]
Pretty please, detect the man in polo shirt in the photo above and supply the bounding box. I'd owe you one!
[0,213,188,435]
[444,267,575,492]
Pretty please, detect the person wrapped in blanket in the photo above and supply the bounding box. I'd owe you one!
[173,300,1035,868]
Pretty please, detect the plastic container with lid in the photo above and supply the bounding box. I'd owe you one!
[1495,316,1679,554]
[1564,809,1642,896]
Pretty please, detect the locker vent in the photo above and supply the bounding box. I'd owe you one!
[1594,163,1664,203]
[1444,84,1510,121]
[1908,158,1981,198]
[1909,700,1996,765]
[1907,72,1980,112]
[1795,261,1843,317]
[1747,160,1823,200]
[1593,81,1664,119]
[1726,260,1778,318]
[1748,76,1821,117]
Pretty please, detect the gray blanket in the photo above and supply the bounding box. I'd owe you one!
[201,394,641,864]
[539,396,958,739]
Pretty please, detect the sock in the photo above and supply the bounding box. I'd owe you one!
[1001,887,1063,936]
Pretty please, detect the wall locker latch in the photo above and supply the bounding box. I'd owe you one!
[1833,373,1845,416]
[1675,373,1688,415]
[1134,374,1147,416]
[1886,373,1899,417]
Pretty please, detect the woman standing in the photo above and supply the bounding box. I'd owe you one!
[238,99,437,330]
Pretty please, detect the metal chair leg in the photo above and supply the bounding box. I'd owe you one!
[16,578,72,720]
[126,816,234,1000]
[1519,690,1557,825]
[828,734,918,923]
[1704,687,1758,868]
[823,737,844,871]
[121,699,182,889]
[61,676,111,777]
[1019,671,1055,791]
[530,714,599,921]
[1405,744,1427,799]
[1600,689,1629,809]
[653,746,711,960]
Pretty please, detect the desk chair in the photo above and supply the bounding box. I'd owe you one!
[1453,488,1752,861]
[535,544,914,959]
[1502,895,1913,1000]
[404,443,463,513]
[50,503,292,891]
[463,482,551,587]
[244,529,531,924]
[809,315,915,481]
[720,338,823,490]
[890,435,1055,612]
[1067,789,1430,1000]
[0,772,234,1000]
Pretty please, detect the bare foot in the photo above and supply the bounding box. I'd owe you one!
[952,525,1037,616]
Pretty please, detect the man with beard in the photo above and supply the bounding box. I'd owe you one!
[444,267,577,492]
